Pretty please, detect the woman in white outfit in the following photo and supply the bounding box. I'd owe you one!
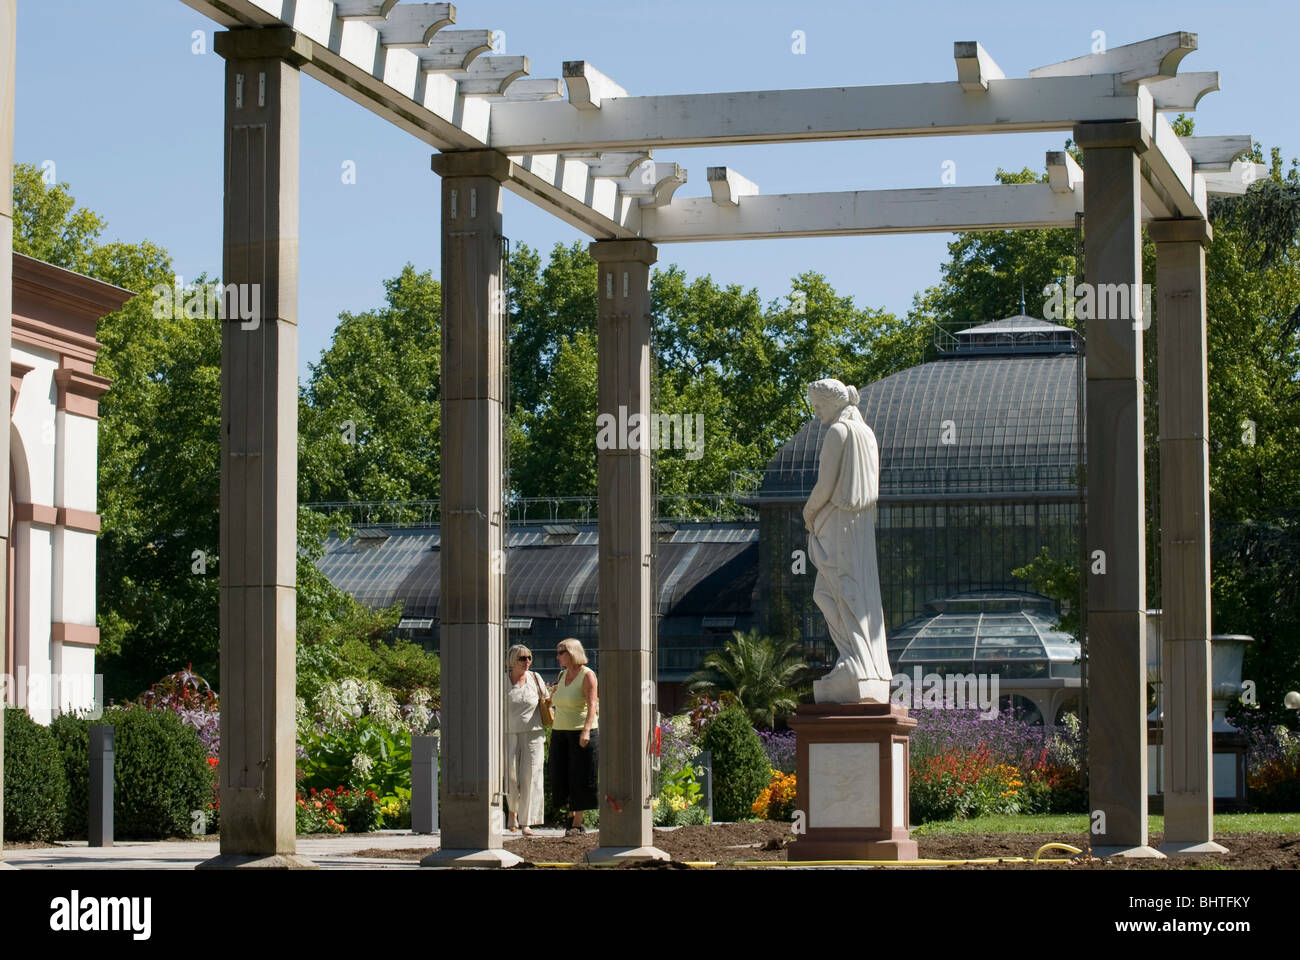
[504,644,548,835]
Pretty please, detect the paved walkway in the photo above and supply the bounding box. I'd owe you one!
[1,828,569,869]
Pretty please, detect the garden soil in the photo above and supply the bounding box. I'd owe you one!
[351,823,1300,869]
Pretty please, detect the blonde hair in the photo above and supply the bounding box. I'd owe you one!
[555,637,588,667]
[506,644,533,668]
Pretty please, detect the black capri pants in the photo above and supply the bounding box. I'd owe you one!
[549,729,599,811]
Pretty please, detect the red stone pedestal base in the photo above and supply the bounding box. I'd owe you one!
[787,702,918,862]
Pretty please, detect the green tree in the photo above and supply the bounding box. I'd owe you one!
[13,166,435,700]
[685,630,809,729]
[506,241,930,502]
[299,264,441,504]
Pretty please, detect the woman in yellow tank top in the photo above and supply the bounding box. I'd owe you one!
[549,637,598,834]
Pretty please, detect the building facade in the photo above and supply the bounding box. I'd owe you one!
[6,253,125,722]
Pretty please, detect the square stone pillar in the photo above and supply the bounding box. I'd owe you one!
[1074,120,1161,858]
[0,0,15,870]
[587,239,667,864]
[1149,217,1225,856]
[423,150,520,868]
[202,28,314,870]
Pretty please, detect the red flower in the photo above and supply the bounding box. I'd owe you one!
[207,757,219,768]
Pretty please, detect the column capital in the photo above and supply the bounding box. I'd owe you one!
[588,239,658,265]
[1148,217,1213,247]
[431,149,513,182]
[214,27,313,66]
[1072,120,1150,155]
[53,368,111,419]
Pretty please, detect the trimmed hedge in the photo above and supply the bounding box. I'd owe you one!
[50,708,214,840]
[3,707,68,841]
[699,703,769,822]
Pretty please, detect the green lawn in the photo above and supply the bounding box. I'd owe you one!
[912,812,1300,835]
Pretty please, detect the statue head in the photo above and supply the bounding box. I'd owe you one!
[807,378,860,425]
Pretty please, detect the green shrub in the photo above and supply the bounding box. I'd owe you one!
[3,707,68,841]
[49,713,91,838]
[50,708,214,840]
[698,703,769,821]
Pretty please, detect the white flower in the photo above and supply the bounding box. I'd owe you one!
[351,751,375,779]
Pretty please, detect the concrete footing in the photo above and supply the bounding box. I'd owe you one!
[420,848,524,868]
[1092,844,1167,860]
[1158,839,1228,857]
[586,845,670,865]
[196,853,318,870]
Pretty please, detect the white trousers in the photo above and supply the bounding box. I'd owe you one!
[506,730,546,826]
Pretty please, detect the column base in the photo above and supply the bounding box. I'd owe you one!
[586,845,670,865]
[197,853,318,870]
[421,848,524,868]
[1091,844,1167,859]
[1158,839,1228,856]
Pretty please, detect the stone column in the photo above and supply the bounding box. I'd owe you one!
[1074,120,1161,858]
[0,0,14,870]
[588,240,667,864]
[1149,217,1225,856]
[423,150,519,868]
[202,28,313,869]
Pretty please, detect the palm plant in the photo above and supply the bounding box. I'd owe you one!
[685,630,810,730]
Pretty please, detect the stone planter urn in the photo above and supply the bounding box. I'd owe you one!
[1210,634,1253,733]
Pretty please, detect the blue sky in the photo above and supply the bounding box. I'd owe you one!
[13,0,1298,382]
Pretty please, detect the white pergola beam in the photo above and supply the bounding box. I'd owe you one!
[508,153,641,235]
[1146,107,1203,217]
[450,56,530,96]
[954,41,1004,91]
[614,162,686,206]
[563,61,628,110]
[572,152,653,178]
[639,182,1085,242]
[707,166,759,206]
[489,78,564,102]
[1202,161,1268,196]
[1148,72,1219,111]
[417,29,494,71]
[1180,135,1252,170]
[487,75,1141,152]
[374,3,456,48]
[1046,150,1083,193]
[1030,31,1198,85]
[334,0,400,18]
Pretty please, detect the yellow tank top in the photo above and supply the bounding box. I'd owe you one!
[552,666,597,731]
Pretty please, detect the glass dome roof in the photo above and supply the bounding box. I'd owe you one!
[758,317,1081,501]
[886,591,1080,680]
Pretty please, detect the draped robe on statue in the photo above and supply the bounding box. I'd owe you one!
[808,405,891,701]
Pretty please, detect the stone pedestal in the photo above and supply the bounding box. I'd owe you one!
[787,703,917,861]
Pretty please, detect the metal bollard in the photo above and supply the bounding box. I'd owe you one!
[696,749,717,822]
[412,735,438,834]
[89,724,114,846]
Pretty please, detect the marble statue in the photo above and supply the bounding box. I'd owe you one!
[802,379,892,703]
